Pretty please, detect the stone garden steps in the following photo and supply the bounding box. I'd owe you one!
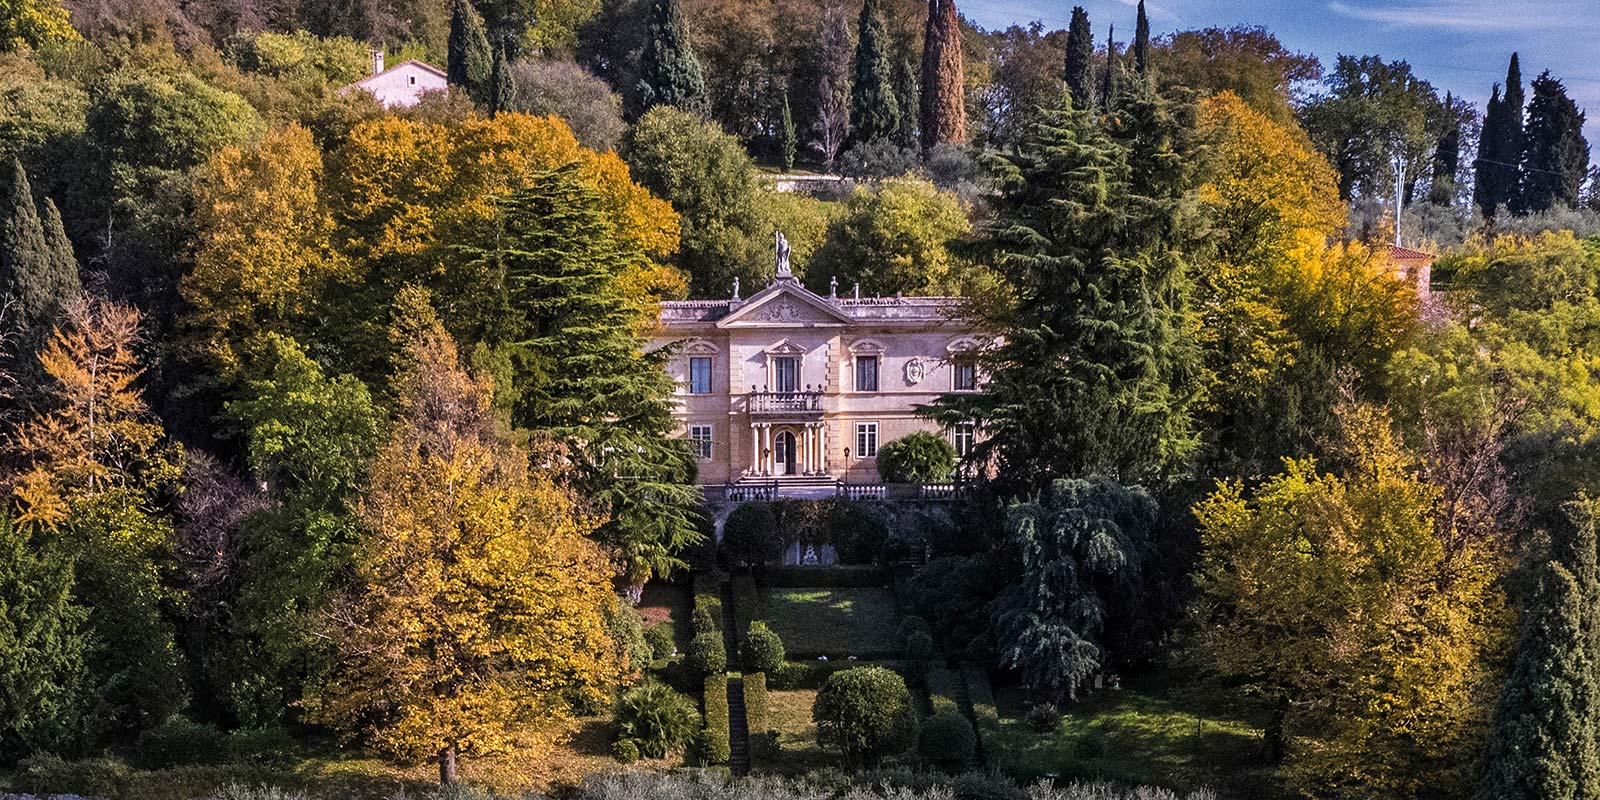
[721,581,752,775]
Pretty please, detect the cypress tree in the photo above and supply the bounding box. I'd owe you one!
[1430,92,1461,206]
[1474,84,1503,215]
[925,75,1200,491]
[464,163,701,591]
[1,160,78,357]
[1100,25,1117,111]
[489,43,515,118]
[917,0,966,151]
[447,0,493,103]
[1132,0,1150,77]
[634,0,709,118]
[0,512,84,755]
[1480,502,1600,800]
[1477,54,1525,217]
[1064,6,1093,110]
[780,92,797,171]
[1519,71,1590,214]
[849,0,900,146]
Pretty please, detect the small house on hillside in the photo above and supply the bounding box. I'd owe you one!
[1380,244,1435,299]
[344,51,447,109]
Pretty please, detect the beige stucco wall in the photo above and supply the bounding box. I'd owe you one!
[655,322,979,485]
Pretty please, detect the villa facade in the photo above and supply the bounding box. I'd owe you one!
[653,266,983,487]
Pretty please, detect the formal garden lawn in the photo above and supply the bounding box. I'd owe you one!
[739,586,902,658]
[761,688,829,775]
[985,669,1275,797]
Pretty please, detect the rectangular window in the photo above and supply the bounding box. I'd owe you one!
[689,357,712,394]
[953,361,978,391]
[855,422,879,458]
[952,423,975,458]
[773,356,799,393]
[856,356,879,392]
[689,425,713,460]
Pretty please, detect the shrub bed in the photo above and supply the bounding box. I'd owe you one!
[134,716,230,769]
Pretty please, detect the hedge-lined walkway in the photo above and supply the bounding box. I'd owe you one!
[720,581,752,775]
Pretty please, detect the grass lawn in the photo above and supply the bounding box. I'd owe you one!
[761,688,836,775]
[638,582,692,653]
[985,669,1277,798]
[741,587,901,658]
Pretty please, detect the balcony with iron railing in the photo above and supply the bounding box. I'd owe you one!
[747,385,825,417]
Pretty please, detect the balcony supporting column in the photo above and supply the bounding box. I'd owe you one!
[749,424,760,477]
[799,425,811,474]
[819,423,828,474]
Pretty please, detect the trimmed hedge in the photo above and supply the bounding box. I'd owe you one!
[134,716,230,769]
[744,671,775,760]
[700,673,731,765]
[645,622,676,660]
[766,565,888,588]
[925,667,963,716]
[741,621,786,673]
[769,658,914,690]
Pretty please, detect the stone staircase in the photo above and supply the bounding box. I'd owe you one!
[720,582,751,775]
[951,668,986,769]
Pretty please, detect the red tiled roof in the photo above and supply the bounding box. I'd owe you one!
[1383,245,1435,260]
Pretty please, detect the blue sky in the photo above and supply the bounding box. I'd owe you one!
[960,0,1600,147]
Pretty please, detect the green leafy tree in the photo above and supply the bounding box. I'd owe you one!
[809,177,973,297]
[926,84,1200,490]
[1150,27,1320,126]
[1063,6,1093,110]
[1429,91,1464,206]
[624,105,766,297]
[875,431,956,482]
[1475,53,1524,217]
[0,511,83,757]
[447,0,493,103]
[1300,54,1446,202]
[506,59,627,151]
[813,665,916,767]
[1518,71,1590,214]
[1481,501,1600,800]
[722,501,781,568]
[474,0,537,53]
[847,0,899,147]
[465,164,702,592]
[633,0,708,118]
[995,478,1157,703]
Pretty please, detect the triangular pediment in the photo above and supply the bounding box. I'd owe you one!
[717,280,854,328]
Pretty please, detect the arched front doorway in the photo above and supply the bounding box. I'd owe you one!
[774,431,798,475]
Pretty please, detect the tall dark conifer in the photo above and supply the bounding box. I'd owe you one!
[1480,502,1600,800]
[925,77,1200,491]
[918,0,966,151]
[1100,25,1117,111]
[848,0,901,146]
[1430,92,1461,206]
[1476,53,1524,217]
[1519,71,1590,214]
[0,511,84,754]
[1132,0,1150,77]
[0,160,80,360]
[634,0,709,118]
[488,43,515,118]
[466,163,702,590]
[446,0,493,103]
[1064,6,1094,110]
[1474,84,1503,214]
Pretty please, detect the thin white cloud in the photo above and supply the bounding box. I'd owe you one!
[1327,0,1569,32]
[1111,0,1182,25]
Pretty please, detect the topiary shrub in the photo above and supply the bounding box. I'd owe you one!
[608,601,652,674]
[645,622,676,660]
[614,681,701,758]
[812,666,917,766]
[723,502,782,567]
[740,621,786,673]
[1026,703,1062,733]
[687,630,728,678]
[897,615,932,646]
[876,432,955,483]
[691,601,721,636]
[133,715,230,769]
[918,709,976,768]
[905,631,937,662]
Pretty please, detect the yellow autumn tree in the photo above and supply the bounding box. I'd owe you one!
[0,0,80,53]
[12,295,175,530]
[184,124,348,379]
[309,306,618,784]
[1192,400,1508,799]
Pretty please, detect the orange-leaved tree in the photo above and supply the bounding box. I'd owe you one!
[309,303,618,784]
